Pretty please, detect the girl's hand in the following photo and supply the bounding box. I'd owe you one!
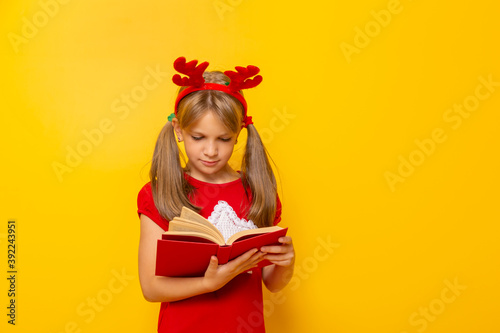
[260,236,295,267]
[202,248,265,292]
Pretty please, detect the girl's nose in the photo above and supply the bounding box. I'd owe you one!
[203,142,218,157]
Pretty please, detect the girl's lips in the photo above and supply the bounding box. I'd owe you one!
[201,160,218,167]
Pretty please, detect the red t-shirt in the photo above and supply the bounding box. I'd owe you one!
[137,174,281,333]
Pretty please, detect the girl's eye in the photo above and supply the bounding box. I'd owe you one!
[191,136,203,141]
[220,138,231,142]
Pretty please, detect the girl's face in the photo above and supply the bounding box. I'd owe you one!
[174,111,239,183]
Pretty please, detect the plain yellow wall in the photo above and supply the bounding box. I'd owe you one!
[1,0,499,332]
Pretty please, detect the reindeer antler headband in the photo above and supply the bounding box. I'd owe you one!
[172,57,262,128]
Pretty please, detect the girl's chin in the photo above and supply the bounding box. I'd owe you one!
[186,163,236,182]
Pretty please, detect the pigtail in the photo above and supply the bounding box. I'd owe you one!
[241,124,277,227]
[150,121,198,221]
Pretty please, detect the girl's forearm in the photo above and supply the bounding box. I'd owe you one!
[140,250,265,302]
[262,263,295,293]
[140,275,211,303]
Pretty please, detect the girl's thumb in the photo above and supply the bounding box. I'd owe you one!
[208,256,218,270]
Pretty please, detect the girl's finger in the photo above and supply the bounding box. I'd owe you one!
[279,236,293,244]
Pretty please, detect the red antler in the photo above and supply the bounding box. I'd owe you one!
[172,57,209,87]
[224,65,262,91]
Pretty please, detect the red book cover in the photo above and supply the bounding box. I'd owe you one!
[155,227,288,277]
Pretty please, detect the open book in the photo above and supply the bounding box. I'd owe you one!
[155,207,288,277]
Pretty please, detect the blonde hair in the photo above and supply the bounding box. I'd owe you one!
[150,71,277,227]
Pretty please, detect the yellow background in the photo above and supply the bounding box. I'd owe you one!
[1,0,499,332]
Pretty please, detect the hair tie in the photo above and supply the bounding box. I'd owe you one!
[243,116,253,128]
[167,113,175,122]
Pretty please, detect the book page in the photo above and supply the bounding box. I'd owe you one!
[169,219,225,245]
[226,226,284,245]
[180,207,220,232]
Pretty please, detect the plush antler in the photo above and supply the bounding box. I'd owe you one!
[172,57,262,122]
[224,66,263,91]
[172,57,209,87]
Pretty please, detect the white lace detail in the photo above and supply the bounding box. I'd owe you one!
[208,201,258,242]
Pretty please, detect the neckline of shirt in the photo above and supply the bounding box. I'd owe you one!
[185,173,242,187]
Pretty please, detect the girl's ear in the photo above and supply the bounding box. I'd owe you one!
[171,118,183,142]
[235,128,242,145]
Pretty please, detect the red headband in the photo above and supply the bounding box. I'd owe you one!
[172,57,262,128]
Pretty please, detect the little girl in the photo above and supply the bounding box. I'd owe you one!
[137,57,295,333]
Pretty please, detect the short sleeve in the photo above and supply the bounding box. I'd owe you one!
[273,195,282,225]
[137,182,170,231]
